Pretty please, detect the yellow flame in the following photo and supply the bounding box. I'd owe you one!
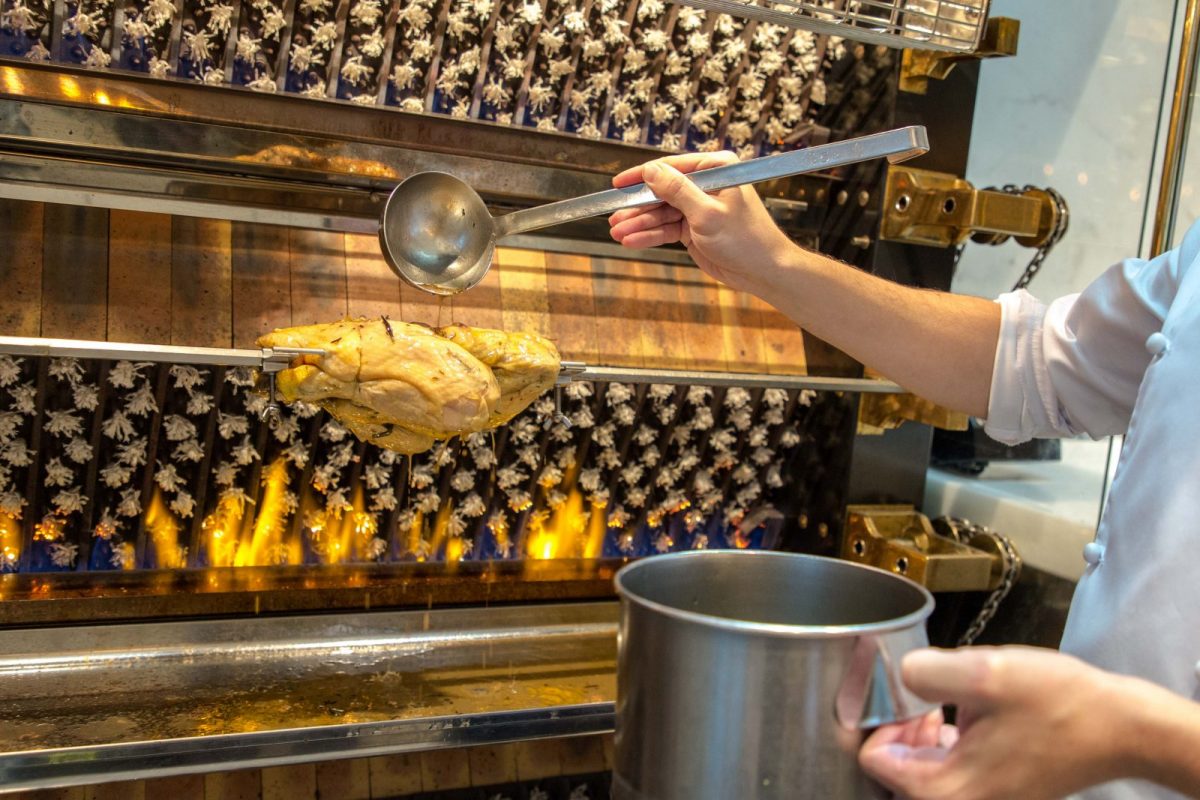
[526,489,592,560]
[353,511,377,539]
[487,513,510,558]
[144,490,186,569]
[202,494,247,568]
[582,501,609,560]
[0,513,19,571]
[445,536,468,562]
[235,459,291,567]
[428,500,452,559]
[114,542,136,570]
[303,483,380,565]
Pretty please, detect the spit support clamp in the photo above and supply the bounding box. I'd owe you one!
[900,17,1021,95]
[259,346,325,373]
[841,505,1005,593]
[258,346,324,423]
[557,361,587,385]
[880,166,1065,250]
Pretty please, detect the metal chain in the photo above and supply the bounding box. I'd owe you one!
[1009,185,1070,291]
[934,516,1024,646]
[952,185,1071,293]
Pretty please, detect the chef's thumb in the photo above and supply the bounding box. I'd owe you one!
[642,161,718,223]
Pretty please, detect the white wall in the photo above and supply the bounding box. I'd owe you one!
[955,0,1174,301]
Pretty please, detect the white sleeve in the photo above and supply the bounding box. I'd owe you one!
[982,221,1200,445]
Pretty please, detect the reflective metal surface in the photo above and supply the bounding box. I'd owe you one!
[379,171,497,295]
[0,63,651,178]
[560,364,903,394]
[881,165,1060,248]
[1152,0,1200,255]
[842,504,1000,592]
[613,551,935,800]
[0,61,852,258]
[381,127,929,295]
[0,602,617,790]
[0,561,623,626]
[898,17,1020,95]
[0,335,323,374]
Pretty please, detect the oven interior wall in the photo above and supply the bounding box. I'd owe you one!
[0,200,861,588]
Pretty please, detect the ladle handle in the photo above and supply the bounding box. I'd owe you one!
[492,125,929,239]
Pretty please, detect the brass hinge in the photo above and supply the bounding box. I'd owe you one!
[900,17,1021,95]
[857,390,969,435]
[880,166,1063,249]
[842,505,1001,592]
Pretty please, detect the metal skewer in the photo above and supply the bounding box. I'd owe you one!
[0,337,904,394]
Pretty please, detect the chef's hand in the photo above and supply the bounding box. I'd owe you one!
[608,152,797,295]
[860,646,1131,800]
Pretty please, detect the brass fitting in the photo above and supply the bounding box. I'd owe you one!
[881,166,1064,249]
[900,17,1021,95]
[842,505,1002,592]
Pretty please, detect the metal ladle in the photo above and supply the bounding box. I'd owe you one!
[379,125,929,296]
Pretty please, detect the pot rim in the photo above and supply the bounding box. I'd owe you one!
[613,550,935,639]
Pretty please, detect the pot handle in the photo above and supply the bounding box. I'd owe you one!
[834,632,940,730]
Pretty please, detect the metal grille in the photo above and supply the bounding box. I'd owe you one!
[0,350,858,574]
[0,0,899,155]
[674,0,989,52]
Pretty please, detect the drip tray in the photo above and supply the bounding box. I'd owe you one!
[0,602,617,791]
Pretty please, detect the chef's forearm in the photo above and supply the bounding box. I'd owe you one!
[745,245,1000,419]
[1117,673,1200,796]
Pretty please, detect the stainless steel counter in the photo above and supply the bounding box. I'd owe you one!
[0,602,617,792]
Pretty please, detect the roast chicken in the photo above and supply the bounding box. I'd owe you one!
[257,318,561,453]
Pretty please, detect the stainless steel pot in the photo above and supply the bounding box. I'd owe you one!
[613,550,937,799]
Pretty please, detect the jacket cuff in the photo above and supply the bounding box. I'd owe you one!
[982,290,1045,446]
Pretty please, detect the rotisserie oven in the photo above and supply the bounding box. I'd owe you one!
[0,0,1058,795]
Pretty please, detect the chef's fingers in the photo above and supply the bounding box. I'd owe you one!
[638,161,724,231]
[858,740,953,800]
[609,204,661,226]
[610,206,684,241]
[617,222,685,250]
[612,151,740,188]
[901,648,1002,709]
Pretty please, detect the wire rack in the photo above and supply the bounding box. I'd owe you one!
[672,0,989,52]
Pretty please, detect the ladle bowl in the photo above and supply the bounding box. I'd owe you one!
[379,125,930,296]
[378,171,494,295]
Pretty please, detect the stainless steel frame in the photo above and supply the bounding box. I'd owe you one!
[0,602,617,791]
[0,62,652,236]
[0,62,837,253]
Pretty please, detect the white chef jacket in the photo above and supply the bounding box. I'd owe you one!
[984,220,1200,800]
